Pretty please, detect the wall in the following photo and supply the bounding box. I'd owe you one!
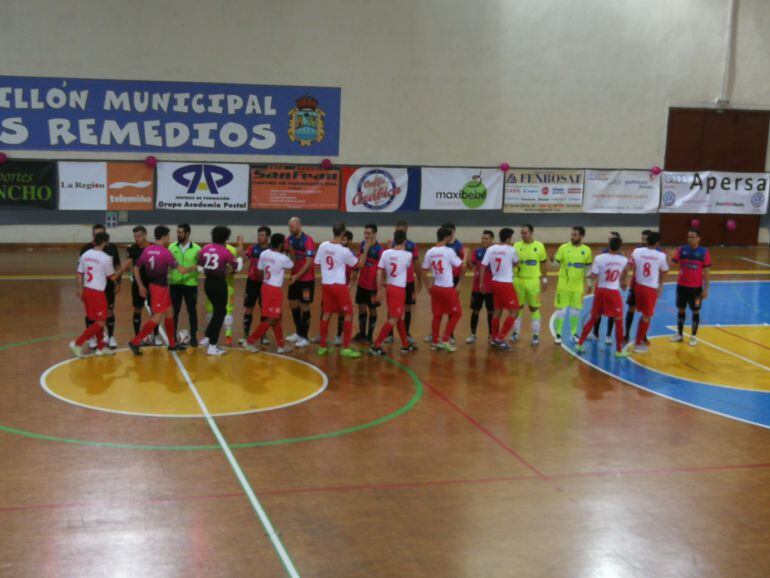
[1,0,769,243]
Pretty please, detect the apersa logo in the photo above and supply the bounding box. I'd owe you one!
[172,164,233,195]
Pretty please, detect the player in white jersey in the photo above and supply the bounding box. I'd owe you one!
[314,223,362,358]
[480,227,520,351]
[575,236,630,356]
[369,229,419,356]
[421,227,464,352]
[624,231,669,353]
[70,231,119,358]
[244,234,294,353]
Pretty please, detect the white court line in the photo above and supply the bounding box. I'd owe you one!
[740,257,770,268]
[152,312,301,577]
[665,325,770,373]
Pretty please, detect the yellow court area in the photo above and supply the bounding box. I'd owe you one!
[633,325,770,392]
[41,348,328,417]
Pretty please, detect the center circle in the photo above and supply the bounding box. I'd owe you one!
[41,348,328,418]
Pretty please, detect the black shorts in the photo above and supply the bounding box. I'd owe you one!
[355,286,380,307]
[453,275,461,288]
[131,281,147,308]
[626,286,636,307]
[244,278,263,309]
[470,291,494,311]
[105,280,116,310]
[288,279,315,304]
[676,285,703,310]
[405,281,416,306]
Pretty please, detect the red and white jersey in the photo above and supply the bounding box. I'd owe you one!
[422,246,463,288]
[481,244,519,283]
[315,241,359,285]
[258,249,294,288]
[630,247,669,289]
[591,253,628,290]
[378,248,414,288]
[77,249,115,291]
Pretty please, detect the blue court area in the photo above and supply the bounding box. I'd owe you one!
[555,281,770,429]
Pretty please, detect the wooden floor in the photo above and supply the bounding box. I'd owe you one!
[1,245,770,577]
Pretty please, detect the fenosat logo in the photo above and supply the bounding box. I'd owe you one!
[172,164,233,195]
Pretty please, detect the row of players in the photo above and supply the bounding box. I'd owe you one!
[71,219,710,358]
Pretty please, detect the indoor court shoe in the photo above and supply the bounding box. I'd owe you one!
[128,342,142,356]
[511,332,520,343]
[207,345,226,356]
[243,341,259,353]
[423,334,433,343]
[669,334,684,343]
[153,336,164,346]
[531,335,540,346]
[295,337,310,348]
[333,335,342,346]
[108,336,118,349]
[95,348,115,356]
[310,335,321,344]
[604,336,613,345]
[225,335,233,347]
[276,345,293,354]
[190,337,198,347]
[571,334,579,343]
[199,337,210,348]
[634,343,649,353]
[167,343,186,352]
[368,346,385,356]
[465,334,477,344]
[430,343,439,350]
[689,336,698,346]
[69,341,84,358]
[407,335,417,346]
[384,335,394,344]
[554,334,562,345]
[400,344,418,354]
[286,333,300,343]
[496,341,512,351]
[316,347,329,356]
[622,342,635,355]
[574,343,586,354]
[437,341,457,353]
[614,349,631,358]
[261,336,271,345]
[340,347,362,358]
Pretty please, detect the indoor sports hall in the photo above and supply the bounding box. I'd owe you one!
[1,1,769,577]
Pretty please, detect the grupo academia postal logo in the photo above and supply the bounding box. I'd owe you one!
[172,164,233,195]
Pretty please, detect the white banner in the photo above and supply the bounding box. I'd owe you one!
[420,168,503,211]
[58,162,107,210]
[583,170,660,213]
[503,169,583,213]
[660,171,770,214]
[157,162,249,211]
[343,167,415,212]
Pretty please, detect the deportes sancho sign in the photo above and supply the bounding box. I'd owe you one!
[660,171,769,214]
[0,76,340,156]
[0,161,56,209]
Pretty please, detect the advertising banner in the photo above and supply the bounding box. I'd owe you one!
[503,169,583,213]
[58,162,107,210]
[660,171,769,214]
[157,162,248,211]
[250,165,340,209]
[583,170,660,213]
[0,75,340,155]
[340,166,419,212]
[419,168,503,211]
[0,161,56,209]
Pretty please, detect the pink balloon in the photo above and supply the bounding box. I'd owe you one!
[690,218,700,228]
[144,155,157,168]
[651,166,662,175]
[321,158,332,169]
[726,219,737,231]
[500,162,510,172]
[0,152,6,164]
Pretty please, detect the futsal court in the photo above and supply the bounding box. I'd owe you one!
[1,245,769,577]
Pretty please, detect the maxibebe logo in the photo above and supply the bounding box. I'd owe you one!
[352,169,401,210]
[173,164,233,195]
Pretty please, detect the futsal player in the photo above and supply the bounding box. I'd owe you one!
[425,222,465,344]
[169,223,201,347]
[244,233,294,354]
[314,223,361,358]
[124,225,161,346]
[198,226,243,356]
[79,224,121,349]
[480,227,520,351]
[354,223,383,343]
[383,221,420,344]
[128,226,194,355]
[369,229,418,356]
[621,229,653,345]
[575,235,630,357]
[512,224,547,346]
[591,231,621,344]
[422,227,464,352]
[670,228,711,346]
[623,231,668,353]
[284,217,315,348]
[552,226,593,344]
[242,226,271,344]
[70,231,119,358]
[465,229,494,344]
